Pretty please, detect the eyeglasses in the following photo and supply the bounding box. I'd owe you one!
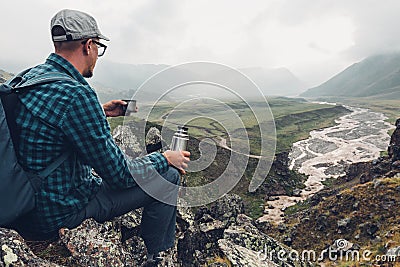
[81,39,107,57]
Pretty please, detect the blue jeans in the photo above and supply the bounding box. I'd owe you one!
[63,167,180,254]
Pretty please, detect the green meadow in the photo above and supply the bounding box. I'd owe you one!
[108,97,350,154]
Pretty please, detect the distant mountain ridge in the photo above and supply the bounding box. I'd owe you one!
[301,53,400,99]
[92,61,306,102]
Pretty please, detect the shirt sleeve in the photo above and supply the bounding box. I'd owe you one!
[61,87,169,189]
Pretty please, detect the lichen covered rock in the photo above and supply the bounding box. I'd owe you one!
[57,210,151,267]
[112,125,143,158]
[0,228,59,267]
[388,118,400,161]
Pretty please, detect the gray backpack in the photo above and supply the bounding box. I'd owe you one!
[0,69,72,226]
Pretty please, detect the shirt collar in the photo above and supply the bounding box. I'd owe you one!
[46,53,90,87]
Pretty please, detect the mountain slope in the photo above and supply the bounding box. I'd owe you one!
[301,53,400,99]
[0,69,13,83]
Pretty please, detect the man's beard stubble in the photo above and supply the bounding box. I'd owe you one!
[83,69,93,78]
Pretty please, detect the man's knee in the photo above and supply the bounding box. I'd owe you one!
[162,167,181,185]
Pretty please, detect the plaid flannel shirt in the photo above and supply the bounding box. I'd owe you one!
[15,53,168,233]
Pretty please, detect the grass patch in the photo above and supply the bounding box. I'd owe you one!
[242,194,265,219]
[321,177,336,188]
[107,116,125,132]
[284,200,311,216]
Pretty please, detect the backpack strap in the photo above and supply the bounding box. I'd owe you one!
[37,150,73,179]
[5,68,33,86]
[28,150,73,192]
[13,72,74,92]
[2,70,75,182]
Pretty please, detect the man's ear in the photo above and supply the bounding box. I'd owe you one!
[82,39,92,56]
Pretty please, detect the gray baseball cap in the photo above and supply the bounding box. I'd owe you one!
[51,9,110,42]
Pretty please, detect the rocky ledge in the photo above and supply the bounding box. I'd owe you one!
[1,194,306,266]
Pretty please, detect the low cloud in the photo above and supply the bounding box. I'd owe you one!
[1,0,400,86]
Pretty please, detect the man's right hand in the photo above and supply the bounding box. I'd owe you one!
[162,150,190,174]
[102,100,127,117]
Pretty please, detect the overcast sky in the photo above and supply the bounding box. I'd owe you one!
[2,0,400,86]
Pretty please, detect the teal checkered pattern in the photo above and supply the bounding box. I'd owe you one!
[14,53,168,233]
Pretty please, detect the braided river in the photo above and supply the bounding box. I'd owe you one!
[260,105,395,223]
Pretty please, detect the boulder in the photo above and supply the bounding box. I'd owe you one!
[0,228,59,267]
[388,118,400,161]
[112,125,143,158]
[208,194,245,227]
[218,239,271,267]
[59,218,140,266]
[177,194,243,266]
[219,214,300,267]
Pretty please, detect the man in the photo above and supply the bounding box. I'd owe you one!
[12,9,190,263]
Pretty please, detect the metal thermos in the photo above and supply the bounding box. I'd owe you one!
[171,126,189,196]
[170,126,189,151]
